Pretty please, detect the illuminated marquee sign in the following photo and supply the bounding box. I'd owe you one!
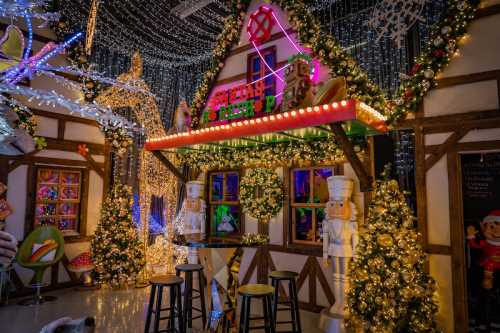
[202,80,276,124]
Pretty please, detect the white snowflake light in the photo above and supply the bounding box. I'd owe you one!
[367,0,427,49]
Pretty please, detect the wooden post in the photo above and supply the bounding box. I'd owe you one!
[328,123,372,192]
[151,150,188,184]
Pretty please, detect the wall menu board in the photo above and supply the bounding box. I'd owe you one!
[461,152,500,331]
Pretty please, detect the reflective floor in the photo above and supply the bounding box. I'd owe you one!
[0,287,320,333]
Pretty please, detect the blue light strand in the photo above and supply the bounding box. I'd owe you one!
[23,11,33,61]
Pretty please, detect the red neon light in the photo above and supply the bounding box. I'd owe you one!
[247,5,275,44]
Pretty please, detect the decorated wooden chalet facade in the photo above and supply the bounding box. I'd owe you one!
[0,18,109,295]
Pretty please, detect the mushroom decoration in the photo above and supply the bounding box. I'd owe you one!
[67,252,94,287]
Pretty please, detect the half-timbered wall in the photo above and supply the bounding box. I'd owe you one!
[404,2,500,331]
[0,18,109,293]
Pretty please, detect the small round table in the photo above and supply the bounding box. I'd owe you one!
[174,234,259,332]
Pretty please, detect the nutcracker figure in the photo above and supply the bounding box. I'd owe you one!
[177,180,206,263]
[467,209,500,289]
[323,176,359,315]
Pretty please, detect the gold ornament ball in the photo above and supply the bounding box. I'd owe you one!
[377,234,394,247]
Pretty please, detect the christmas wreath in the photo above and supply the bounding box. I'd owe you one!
[240,168,283,222]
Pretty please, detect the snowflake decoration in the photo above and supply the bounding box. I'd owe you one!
[367,0,427,48]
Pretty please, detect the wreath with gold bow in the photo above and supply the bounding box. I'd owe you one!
[240,168,283,222]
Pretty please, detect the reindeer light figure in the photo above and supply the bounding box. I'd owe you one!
[95,52,180,274]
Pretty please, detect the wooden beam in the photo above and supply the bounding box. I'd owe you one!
[151,151,188,183]
[31,108,99,127]
[82,154,105,178]
[426,244,452,255]
[414,125,429,251]
[424,127,470,172]
[395,109,500,131]
[57,119,66,140]
[435,69,500,89]
[43,137,105,155]
[329,123,372,191]
[447,152,468,332]
[475,3,500,19]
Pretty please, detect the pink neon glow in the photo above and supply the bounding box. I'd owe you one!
[310,58,321,83]
[251,40,285,83]
[271,11,302,54]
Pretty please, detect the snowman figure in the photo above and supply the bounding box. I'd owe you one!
[177,180,206,263]
[322,176,358,315]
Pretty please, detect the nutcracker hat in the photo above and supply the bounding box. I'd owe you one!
[327,175,354,200]
[186,180,204,197]
[482,210,500,224]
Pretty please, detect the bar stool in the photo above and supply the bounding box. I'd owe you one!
[238,284,275,333]
[269,271,301,333]
[144,275,184,333]
[175,264,207,330]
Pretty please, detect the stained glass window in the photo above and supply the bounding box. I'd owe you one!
[35,168,83,236]
[291,166,335,244]
[209,171,240,235]
[247,46,277,104]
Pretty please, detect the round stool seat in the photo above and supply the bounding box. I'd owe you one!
[175,263,204,272]
[149,275,183,286]
[269,270,298,279]
[238,284,274,297]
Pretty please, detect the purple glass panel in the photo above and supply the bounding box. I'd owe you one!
[211,174,223,202]
[313,168,333,203]
[60,186,79,200]
[59,218,77,232]
[295,207,313,241]
[37,185,58,201]
[58,202,78,216]
[36,203,57,217]
[224,173,239,202]
[39,169,59,184]
[293,169,310,203]
[62,172,80,185]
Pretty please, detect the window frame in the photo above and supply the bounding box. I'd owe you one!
[289,164,342,246]
[32,165,89,239]
[206,169,244,237]
[246,45,277,98]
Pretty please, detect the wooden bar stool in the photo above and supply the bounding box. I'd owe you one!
[269,271,301,333]
[144,275,184,333]
[238,284,275,333]
[175,264,207,330]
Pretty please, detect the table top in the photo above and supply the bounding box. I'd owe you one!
[173,233,248,249]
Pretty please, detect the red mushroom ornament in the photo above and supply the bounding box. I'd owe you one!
[68,252,94,287]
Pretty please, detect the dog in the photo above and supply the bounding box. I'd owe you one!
[40,317,95,333]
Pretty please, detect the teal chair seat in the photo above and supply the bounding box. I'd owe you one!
[16,226,65,305]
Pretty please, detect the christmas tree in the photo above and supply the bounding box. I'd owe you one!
[91,183,145,287]
[346,172,439,332]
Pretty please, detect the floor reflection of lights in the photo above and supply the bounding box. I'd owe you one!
[0,286,320,333]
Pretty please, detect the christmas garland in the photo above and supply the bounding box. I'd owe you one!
[6,101,46,150]
[190,0,480,127]
[240,168,284,222]
[177,137,364,171]
[104,127,133,156]
[390,0,479,122]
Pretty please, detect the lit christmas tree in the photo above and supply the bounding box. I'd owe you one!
[91,183,145,287]
[346,169,439,332]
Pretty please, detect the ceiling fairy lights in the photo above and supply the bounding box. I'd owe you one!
[61,0,230,67]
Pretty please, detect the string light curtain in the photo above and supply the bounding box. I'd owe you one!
[311,0,448,97]
[58,0,449,124]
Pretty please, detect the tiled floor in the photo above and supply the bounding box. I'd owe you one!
[0,287,321,333]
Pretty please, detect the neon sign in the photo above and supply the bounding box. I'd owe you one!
[202,80,276,124]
